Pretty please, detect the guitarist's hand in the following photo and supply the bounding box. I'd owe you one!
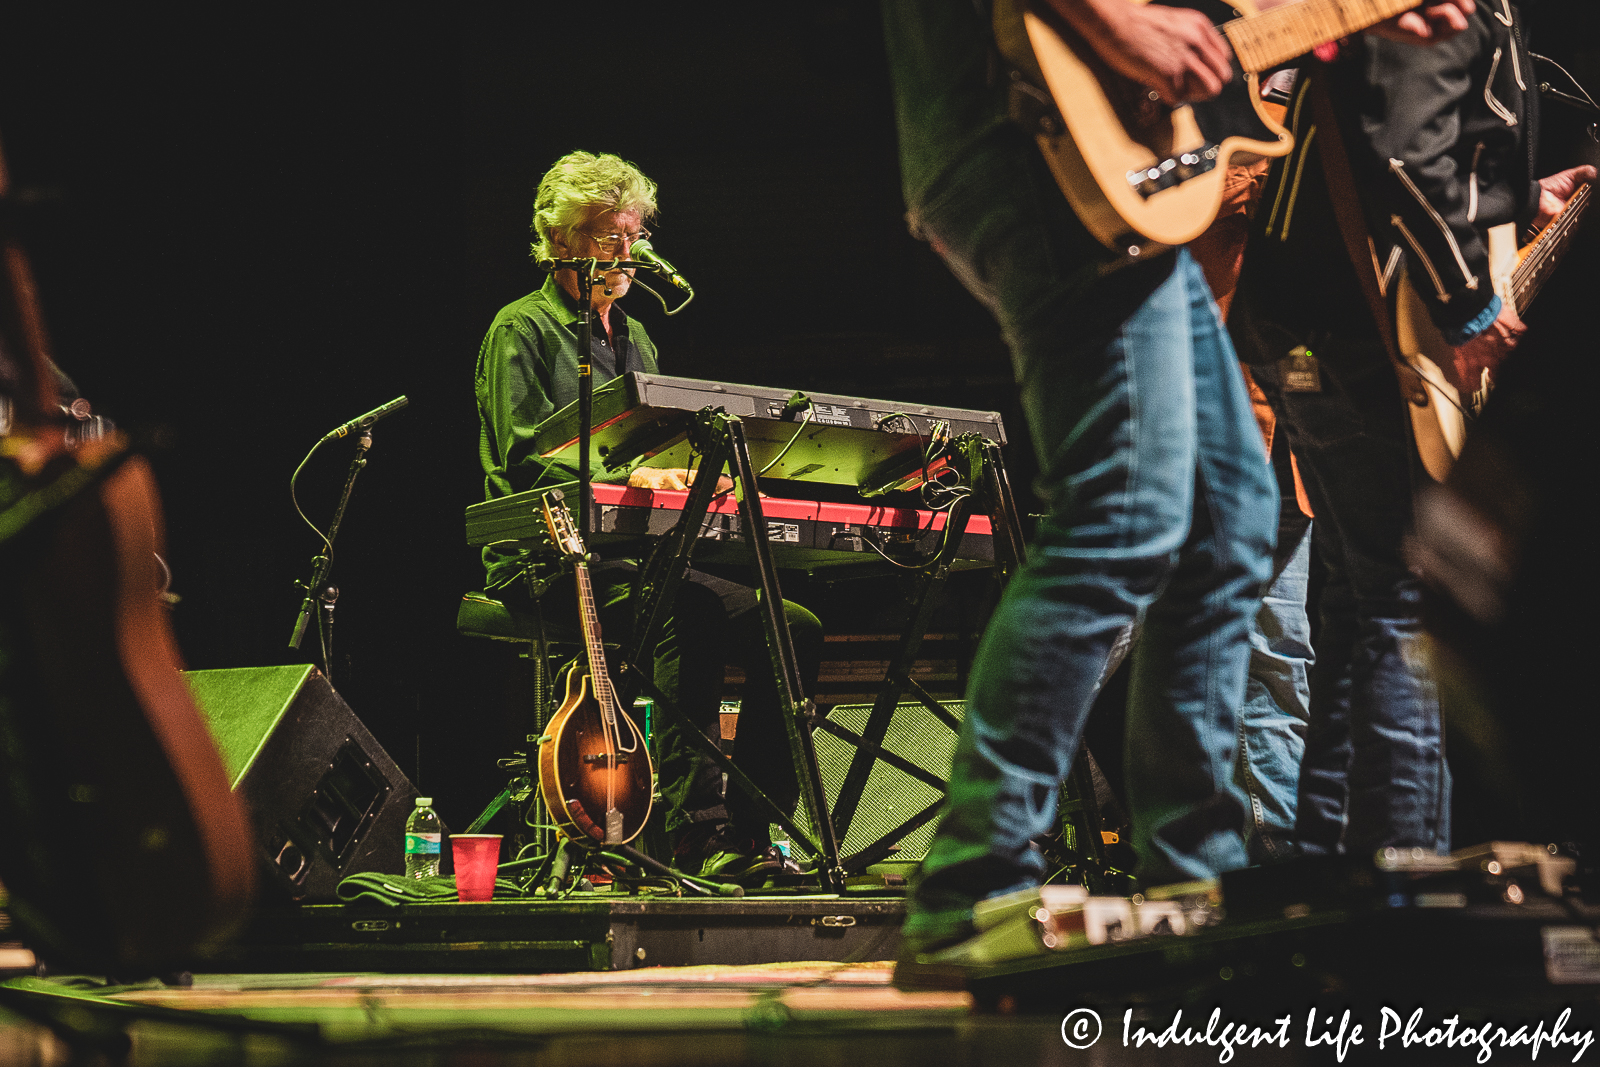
[1367,0,1475,44]
[1446,301,1524,396]
[1532,165,1597,232]
[1050,0,1232,106]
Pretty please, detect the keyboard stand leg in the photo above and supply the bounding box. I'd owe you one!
[618,410,733,699]
[830,492,977,853]
[822,436,1119,887]
[614,663,821,859]
[608,410,843,889]
[724,417,846,891]
[975,437,1028,580]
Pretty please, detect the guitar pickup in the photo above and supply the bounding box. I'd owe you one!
[582,753,630,765]
[1127,145,1219,199]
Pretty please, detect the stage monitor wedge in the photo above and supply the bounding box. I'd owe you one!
[185,664,417,901]
[775,700,963,867]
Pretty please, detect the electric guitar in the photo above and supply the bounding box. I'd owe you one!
[535,489,654,846]
[1397,179,1593,481]
[994,0,1424,255]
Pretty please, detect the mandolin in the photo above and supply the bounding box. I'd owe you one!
[535,489,654,847]
[994,0,1424,255]
[1397,179,1593,481]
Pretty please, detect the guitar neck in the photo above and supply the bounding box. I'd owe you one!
[571,562,617,724]
[1509,181,1593,315]
[1224,0,1420,74]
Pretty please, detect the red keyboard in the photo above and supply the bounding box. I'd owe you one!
[465,482,995,573]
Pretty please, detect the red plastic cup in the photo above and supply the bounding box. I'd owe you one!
[451,834,502,902]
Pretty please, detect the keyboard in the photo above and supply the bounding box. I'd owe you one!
[530,373,1007,496]
[465,482,995,573]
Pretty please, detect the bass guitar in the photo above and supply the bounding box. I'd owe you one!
[1397,179,1593,481]
[994,0,1423,255]
[536,489,654,846]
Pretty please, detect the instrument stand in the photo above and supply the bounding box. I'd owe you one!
[507,560,577,860]
[288,426,375,684]
[315,583,338,677]
[1057,749,1128,895]
[609,408,847,891]
[538,835,739,899]
[573,262,597,538]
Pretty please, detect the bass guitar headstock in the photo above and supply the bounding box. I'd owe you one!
[539,489,586,562]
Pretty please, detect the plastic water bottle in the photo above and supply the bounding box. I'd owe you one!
[404,797,442,878]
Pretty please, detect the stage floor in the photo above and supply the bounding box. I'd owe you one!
[6,897,1600,1066]
[0,963,1092,1067]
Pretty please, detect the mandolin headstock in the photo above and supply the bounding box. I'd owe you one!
[539,488,586,562]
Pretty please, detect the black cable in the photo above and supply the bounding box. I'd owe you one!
[856,526,935,572]
[288,438,335,558]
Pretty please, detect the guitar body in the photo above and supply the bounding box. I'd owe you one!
[1397,223,1519,482]
[0,448,257,972]
[1397,191,1588,482]
[1018,0,1293,254]
[537,664,654,846]
[1,131,255,973]
[1395,270,1472,483]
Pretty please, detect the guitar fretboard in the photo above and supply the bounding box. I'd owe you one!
[1224,0,1420,74]
[1511,181,1592,314]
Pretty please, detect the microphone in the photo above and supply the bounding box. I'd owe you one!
[321,395,408,442]
[628,239,693,292]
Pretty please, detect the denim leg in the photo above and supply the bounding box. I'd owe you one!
[1236,502,1313,862]
[1126,255,1277,885]
[1295,519,1355,854]
[1256,345,1450,857]
[899,132,1274,939]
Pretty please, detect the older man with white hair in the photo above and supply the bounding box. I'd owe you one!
[475,151,823,883]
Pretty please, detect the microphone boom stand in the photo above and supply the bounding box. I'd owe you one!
[538,255,636,537]
[576,260,596,537]
[288,425,374,684]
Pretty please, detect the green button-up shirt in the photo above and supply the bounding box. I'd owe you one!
[475,275,660,585]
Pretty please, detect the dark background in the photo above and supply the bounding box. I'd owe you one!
[2,3,1596,837]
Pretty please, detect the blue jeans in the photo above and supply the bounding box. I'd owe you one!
[1252,343,1450,858]
[898,128,1277,942]
[1237,495,1312,863]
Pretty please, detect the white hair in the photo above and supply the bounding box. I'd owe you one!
[530,151,658,260]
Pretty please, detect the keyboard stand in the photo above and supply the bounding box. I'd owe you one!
[605,411,1113,891]
[816,435,1022,872]
[819,435,1118,885]
[611,408,847,891]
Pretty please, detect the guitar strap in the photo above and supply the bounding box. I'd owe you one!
[1305,73,1428,402]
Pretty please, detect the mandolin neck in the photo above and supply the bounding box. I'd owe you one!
[571,561,617,726]
[1223,0,1420,74]
[1510,181,1592,314]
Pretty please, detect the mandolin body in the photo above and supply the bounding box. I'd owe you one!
[537,665,654,846]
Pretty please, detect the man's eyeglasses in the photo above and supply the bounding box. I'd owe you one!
[580,228,651,255]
